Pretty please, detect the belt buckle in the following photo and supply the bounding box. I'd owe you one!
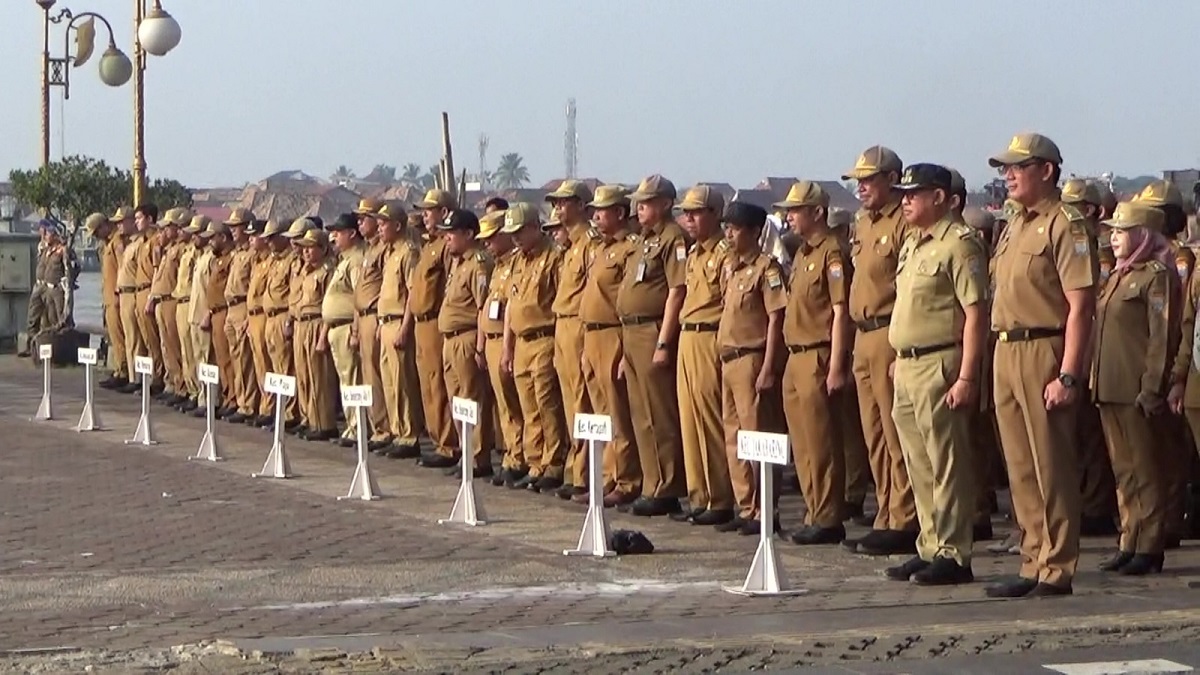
[998,331,1009,343]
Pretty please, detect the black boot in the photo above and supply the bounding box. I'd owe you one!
[1098,550,1134,572]
[1118,553,1164,576]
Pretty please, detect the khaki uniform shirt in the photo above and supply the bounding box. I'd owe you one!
[1092,261,1174,404]
[439,246,492,334]
[246,251,271,313]
[172,243,196,301]
[680,236,734,326]
[783,230,849,347]
[551,222,596,318]
[287,253,307,320]
[410,235,448,319]
[718,249,788,350]
[849,199,910,324]
[990,197,1098,331]
[150,242,182,300]
[482,249,519,336]
[134,231,160,288]
[188,248,214,324]
[322,243,364,324]
[101,235,125,305]
[117,233,143,289]
[378,238,419,320]
[35,244,68,288]
[509,238,563,336]
[1171,240,1195,287]
[224,246,255,304]
[889,218,988,351]
[615,219,688,319]
[263,251,293,314]
[580,230,639,326]
[298,259,334,319]
[206,250,233,312]
[355,238,387,315]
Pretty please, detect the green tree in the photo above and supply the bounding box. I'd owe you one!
[331,165,356,184]
[400,163,423,187]
[493,152,530,189]
[420,164,440,190]
[9,155,128,237]
[143,177,193,210]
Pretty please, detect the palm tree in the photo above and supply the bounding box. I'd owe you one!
[400,163,423,187]
[370,164,397,183]
[418,165,440,191]
[493,153,530,189]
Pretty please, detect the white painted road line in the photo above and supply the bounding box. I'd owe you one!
[1044,659,1194,675]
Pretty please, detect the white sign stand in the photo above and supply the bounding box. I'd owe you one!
[565,413,617,557]
[125,356,159,445]
[439,396,486,526]
[191,363,223,462]
[74,347,104,432]
[253,372,296,479]
[338,385,381,500]
[725,430,806,597]
[33,344,53,421]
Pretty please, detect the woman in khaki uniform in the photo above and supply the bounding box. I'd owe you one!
[1091,202,1178,575]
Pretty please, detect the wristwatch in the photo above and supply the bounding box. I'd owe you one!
[656,341,669,351]
[1057,372,1078,389]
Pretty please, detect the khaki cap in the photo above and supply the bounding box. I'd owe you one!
[1103,201,1165,232]
[183,215,210,234]
[629,174,677,203]
[501,202,540,234]
[376,201,406,222]
[283,217,315,239]
[259,219,285,237]
[1061,179,1103,206]
[223,207,254,226]
[988,132,1062,168]
[84,212,109,233]
[545,179,593,203]
[200,219,231,238]
[109,205,134,222]
[354,198,383,215]
[677,184,725,212]
[294,228,329,248]
[174,208,195,226]
[588,184,630,209]
[415,188,456,210]
[774,181,830,209]
[477,211,506,240]
[842,145,903,180]
[158,208,180,227]
[828,207,852,229]
[1133,180,1184,209]
[1095,182,1118,214]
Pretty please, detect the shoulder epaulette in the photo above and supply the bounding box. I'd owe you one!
[1147,260,1167,273]
[1060,203,1085,222]
[715,239,731,252]
[586,227,600,240]
[475,250,488,263]
[628,233,642,244]
[952,224,973,239]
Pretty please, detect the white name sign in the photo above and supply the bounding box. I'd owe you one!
[77,348,97,365]
[264,372,296,397]
[736,430,790,465]
[38,344,52,360]
[573,413,613,442]
[197,363,220,385]
[341,385,373,407]
[134,356,154,375]
[451,396,478,425]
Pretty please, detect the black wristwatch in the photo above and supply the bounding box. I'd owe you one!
[1057,372,1078,389]
[656,341,669,351]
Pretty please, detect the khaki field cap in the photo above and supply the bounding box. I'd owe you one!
[415,188,455,210]
[201,219,231,238]
[376,201,405,222]
[842,145,903,180]
[501,202,540,234]
[294,228,329,248]
[83,212,108,233]
[629,174,677,203]
[283,217,315,239]
[223,207,254,226]
[1060,179,1103,206]
[353,198,383,215]
[588,184,630,209]
[158,208,180,227]
[175,208,195,226]
[259,219,285,237]
[1133,179,1184,209]
[476,211,505,240]
[678,184,725,212]
[1103,201,1165,232]
[774,181,830,209]
[185,215,211,235]
[108,205,134,222]
[988,132,1062,167]
[545,179,593,203]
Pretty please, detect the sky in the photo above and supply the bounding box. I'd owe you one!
[2,0,1199,193]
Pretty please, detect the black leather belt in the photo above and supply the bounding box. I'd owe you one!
[210,304,228,313]
[485,331,504,339]
[119,285,138,293]
[379,314,404,324]
[555,313,578,320]
[442,326,475,338]
[248,308,264,316]
[297,313,321,322]
[619,315,660,326]
[358,307,377,317]
[584,322,620,331]
[519,327,555,341]
[415,310,438,322]
[266,307,288,317]
[721,347,764,363]
[175,297,190,303]
[896,342,957,359]
[681,322,718,332]
[855,315,891,332]
[228,295,247,306]
[995,327,1064,343]
[326,318,353,329]
[787,341,831,354]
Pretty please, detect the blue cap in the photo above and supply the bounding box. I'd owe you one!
[38,218,66,239]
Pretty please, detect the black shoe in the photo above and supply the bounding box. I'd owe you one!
[367,439,392,452]
[693,509,734,526]
[858,530,918,556]
[789,524,846,545]
[118,383,141,394]
[337,437,356,448]
[1119,553,1164,576]
[885,556,930,581]
[842,529,885,553]
[191,407,208,419]
[149,382,165,396]
[179,399,198,412]
[1098,551,1134,572]
[973,521,994,542]
[738,518,780,536]
[302,429,337,442]
[670,508,705,523]
[715,517,747,533]
[984,577,1038,598]
[225,412,247,424]
[1080,515,1119,537]
[254,415,273,427]
[417,452,457,469]
[555,484,584,500]
[1027,581,1072,597]
[491,469,509,487]
[912,557,974,586]
[99,376,123,390]
[533,476,563,493]
[511,473,538,490]
[631,497,682,517]
[388,444,421,459]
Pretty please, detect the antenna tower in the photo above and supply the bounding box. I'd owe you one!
[564,98,578,179]
[478,134,490,189]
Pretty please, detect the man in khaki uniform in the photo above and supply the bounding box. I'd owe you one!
[987,132,1098,598]
[375,202,425,457]
[502,203,568,490]
[220,208,257,423]
[93,212,129,389]
[292,227,338,440]
[617,175,688,517]
[546,180,597,500]
[147,208,187,401]
[114,206,146,392]
[324,213,367,446]
[245,220,275,426]
[412,189,461,466]
[282,217,319,433]
[25,219,74,356]
[201,219,236,416]
[352,198,393,449]
[675,184,735,525]
[262,218,303,430]
[132,204,165,390]
[885,164,989,585]
[187,215,215,409]
[172,217,202,410]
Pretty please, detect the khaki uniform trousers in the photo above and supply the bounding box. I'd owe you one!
[119,292,145,381]
[328,322,360,440]
[175,301,197,398]
[582,325,640,495]
[677,329,733,512]
[1077,394,1117,520]
[782,347,845,528]
[155,298,183,393]
[225,304,256,415]
[622,321,685,499]
[190,322,212,406]
[852,326,917,531]
[265,313,300,424]
[247,311,270,418]
[415,318,458,457]
[210,308,235,410]
[105,296,127,377]
[555,317,591,487]
[841,379,873,509]
[993,337,1081,587]
[514,332,567,479]
[485,333,525,470]
[892,350,976,566]
[294,318,337,432]
[1098,403,1167,554]
[378,319,424,446]
[134,289,163,382]
[444,330,494,468]
[722,350,783,520]
[358,313,391,442]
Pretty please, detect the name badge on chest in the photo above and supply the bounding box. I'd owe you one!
[488,299,502,321]
[635,261,647,282]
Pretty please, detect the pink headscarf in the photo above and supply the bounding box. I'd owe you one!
[1112,226,1174,275]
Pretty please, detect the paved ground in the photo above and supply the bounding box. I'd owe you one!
[1,356,1199,673]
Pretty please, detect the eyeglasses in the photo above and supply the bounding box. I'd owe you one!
[997,160,1043,176]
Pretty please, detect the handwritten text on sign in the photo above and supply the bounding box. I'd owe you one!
[573,413,613,442]
[451,397,478,425]
[197,363,220,385]
[77,348,97,366]
[341,385,373,407]
[134,356,154,375]
[736,430,790,465]
[38,344,52,360]
[264,372,297,397]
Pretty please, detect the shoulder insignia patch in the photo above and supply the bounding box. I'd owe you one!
[1176,259,1189,279]
[1060,203,1085,222]
[953,225,973,239]
[475,251,487,263]
[587,228,600,240]
[675,244,687,262]
[966,254,983,278]
[828,260,844,280]
[1147,260,1167,273]
[716,238,731,252]
[765,267,782,289]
